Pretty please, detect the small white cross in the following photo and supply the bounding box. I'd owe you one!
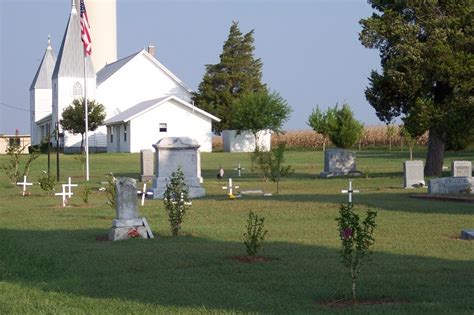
[137,183,153,206]
[17,175,33,196]
[222,178,239,196]
[55,184,73,207]
[63,177,78,199]
[234,163,245,177]
[341,179,359,204]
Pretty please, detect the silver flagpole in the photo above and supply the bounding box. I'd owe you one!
[84,47,90,181]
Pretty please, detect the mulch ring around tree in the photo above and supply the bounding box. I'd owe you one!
[315,298,409,309]
[409,194,474,203]
[228,255,273,263]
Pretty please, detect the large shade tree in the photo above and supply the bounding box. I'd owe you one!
[359,1,474,176]
[60,98,106,152]
[192,21,267,133]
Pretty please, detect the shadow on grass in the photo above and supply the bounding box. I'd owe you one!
[201,192,474,215]
[0,229,472,313]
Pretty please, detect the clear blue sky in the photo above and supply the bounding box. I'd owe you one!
[0,0,381,135]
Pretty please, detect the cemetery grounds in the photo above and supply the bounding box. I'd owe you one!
[0,150,473,314]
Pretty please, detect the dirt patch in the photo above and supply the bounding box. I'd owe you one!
[410,195,474,203]
[229,255,273,263]
[316,298,409,309]
[95,235,109,242]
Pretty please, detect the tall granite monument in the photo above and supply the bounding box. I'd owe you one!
[152,137,205,198]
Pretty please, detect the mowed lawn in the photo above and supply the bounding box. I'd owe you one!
[0,150,473,314]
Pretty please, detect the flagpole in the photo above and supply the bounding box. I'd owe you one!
[83,47,90,181]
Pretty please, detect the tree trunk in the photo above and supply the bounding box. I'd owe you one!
[80,134,85,153]
[424,130,445,176]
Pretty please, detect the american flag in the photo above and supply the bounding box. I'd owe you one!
[80,0,91,55]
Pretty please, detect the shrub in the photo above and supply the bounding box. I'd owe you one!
[38,171,55,196]
[243,211,268,256]
[335,203,377,303]
[1,138,39,184]
[105,173,116,208]
[163,167,191,236]
[82,183,92,204]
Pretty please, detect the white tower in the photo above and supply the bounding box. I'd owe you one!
[30,36,56,145]
[76,0,117,71]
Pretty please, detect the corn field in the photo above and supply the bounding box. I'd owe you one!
[213,126,429,151]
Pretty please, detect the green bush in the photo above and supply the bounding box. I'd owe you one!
[308,103,363,149]
[335,202,377,303]
[163,167,191,236]
[38,171,56,196]
[243,211,268,256]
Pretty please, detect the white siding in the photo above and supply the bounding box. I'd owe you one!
[30,88,52,145]
[53,76,102,150]
[222,130,272,152]
[119,99,213,153]
[96,53,191,118]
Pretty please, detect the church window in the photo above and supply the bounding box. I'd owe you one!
[159,123,167,132]
[123,124,127,142]
[72,82,82,98]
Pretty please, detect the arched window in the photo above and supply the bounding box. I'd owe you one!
[72,82,82,98]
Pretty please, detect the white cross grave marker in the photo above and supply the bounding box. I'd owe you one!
[222,178,240,197]
[64,177,78,199]
[55,184,73,207]
[137,183,153,206]
[341,179,359,204]
[17,175,33,196]
[234,163,245,177]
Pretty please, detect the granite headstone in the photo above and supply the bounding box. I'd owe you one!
[320,149,356,177]
[140,149,154,182]
[152,137,205,198]
[403,160,425,188]
[108,177,153,241]
[451,161,472,178]
[428,176,473,194]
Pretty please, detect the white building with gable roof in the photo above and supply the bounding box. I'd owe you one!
[30,0,219,153]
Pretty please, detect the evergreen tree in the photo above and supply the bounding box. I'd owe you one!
[192,21,267,133]
[360,1,474,176]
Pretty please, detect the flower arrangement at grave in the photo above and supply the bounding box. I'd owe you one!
[127,227,140,239]
[163,167,191,236]
[335,202,377,304]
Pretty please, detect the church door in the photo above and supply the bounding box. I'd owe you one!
[115,125,121,152]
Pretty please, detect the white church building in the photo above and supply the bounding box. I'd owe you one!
[30,0,219,153]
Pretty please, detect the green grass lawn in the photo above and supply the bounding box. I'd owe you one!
[0,150,473,314]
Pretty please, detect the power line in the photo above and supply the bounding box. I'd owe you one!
[0,102,50,113]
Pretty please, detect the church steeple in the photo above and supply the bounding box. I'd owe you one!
[30,35,56,90]
[52,0,95,79]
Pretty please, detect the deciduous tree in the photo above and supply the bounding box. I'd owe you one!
[360,1,474,175]
[60,98,106,152]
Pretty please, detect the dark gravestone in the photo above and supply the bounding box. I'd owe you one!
[460,229,474,240]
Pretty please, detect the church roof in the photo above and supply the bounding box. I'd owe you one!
[52,2,95,79]
[104,95,220,125]
[30,37,56,90]
[96,49,192,93]
[96,51,140,85]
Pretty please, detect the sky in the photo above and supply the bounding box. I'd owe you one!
[0,0,381,135]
